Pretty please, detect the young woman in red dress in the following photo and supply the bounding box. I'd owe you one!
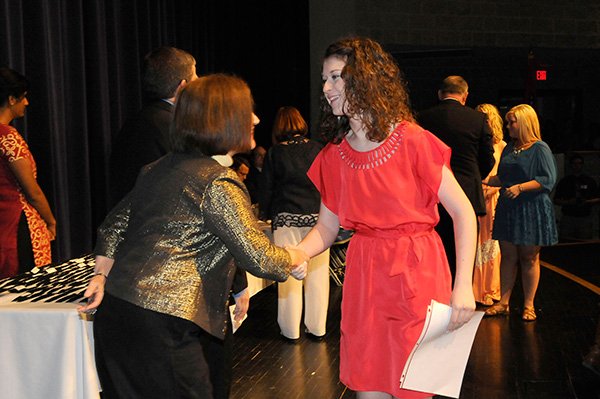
[294,37,478,399]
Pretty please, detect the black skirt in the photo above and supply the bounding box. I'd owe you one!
[93,293,219,398]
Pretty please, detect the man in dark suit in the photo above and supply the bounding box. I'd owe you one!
[418,75,495,279]
[244,145,266,205]
[109,46,197,207]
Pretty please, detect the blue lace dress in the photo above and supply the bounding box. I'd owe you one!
[492,140,558,246]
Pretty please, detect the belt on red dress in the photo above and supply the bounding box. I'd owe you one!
[354,227,434,281]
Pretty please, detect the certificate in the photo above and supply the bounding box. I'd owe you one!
[400,300,484,398]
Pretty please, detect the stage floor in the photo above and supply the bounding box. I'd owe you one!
[231,241,600,399]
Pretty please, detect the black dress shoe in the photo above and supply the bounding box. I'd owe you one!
[280,333,299,344]
[583,345,600,376]
[305,331,325,342]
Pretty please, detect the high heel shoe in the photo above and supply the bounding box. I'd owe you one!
[484,303,509,317]
[583,344,600,376]
[522,306,537,321]
[480,294,495,306]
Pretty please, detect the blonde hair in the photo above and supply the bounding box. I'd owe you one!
[476,103,504,144]
[505,104,541,143]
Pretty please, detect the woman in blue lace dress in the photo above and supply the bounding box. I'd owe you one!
[484,104,557,321]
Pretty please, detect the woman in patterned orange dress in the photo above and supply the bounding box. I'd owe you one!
[472,104,506,305]
[0,68,55,278]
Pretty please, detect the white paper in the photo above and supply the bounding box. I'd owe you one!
[229,304,248,334]
[399,300,484,398]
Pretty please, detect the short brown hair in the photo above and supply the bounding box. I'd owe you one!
[439,76,468,95]
[142,47,196,99]
[272,106,308,143]
[170,74,254,155]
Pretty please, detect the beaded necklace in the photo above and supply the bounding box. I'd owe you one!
[512,141,535,156]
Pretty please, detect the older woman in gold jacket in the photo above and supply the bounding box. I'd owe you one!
[79,74,308,398]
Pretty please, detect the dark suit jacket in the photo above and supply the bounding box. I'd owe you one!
[109,100,173,207]
[418,99,495,215]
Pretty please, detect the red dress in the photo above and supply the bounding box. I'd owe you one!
[308,122,453,398]
[0,124,52,278]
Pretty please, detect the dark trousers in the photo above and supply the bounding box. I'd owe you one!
[436,205,480,284]
[17,212,34,274]
[203,315,233,399]
[94,294,216,398]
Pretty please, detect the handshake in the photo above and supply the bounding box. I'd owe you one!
[285,245,310,281]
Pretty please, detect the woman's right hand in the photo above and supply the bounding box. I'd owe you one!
[78,254,114,313]
[77,274,106,313]
[286,246,309,280]
[286,246,310,266]
[290,263,308,280]
[46,222,57,241]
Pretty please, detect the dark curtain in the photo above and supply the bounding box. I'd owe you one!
[1,0,310,263]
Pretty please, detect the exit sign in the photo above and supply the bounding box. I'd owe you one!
[536,70,547,80]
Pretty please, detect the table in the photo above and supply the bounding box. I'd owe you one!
[0,255,100,399]
[0,248,275,399]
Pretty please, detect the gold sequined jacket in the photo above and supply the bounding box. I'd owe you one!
[95,151,291,339]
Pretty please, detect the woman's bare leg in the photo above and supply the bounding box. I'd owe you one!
[518,245,541,309]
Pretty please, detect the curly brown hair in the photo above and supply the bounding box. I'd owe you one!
[319,37,414,144]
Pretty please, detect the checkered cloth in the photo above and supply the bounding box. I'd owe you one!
[0,254,95,303]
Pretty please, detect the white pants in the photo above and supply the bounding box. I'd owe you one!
[274,225,330,339]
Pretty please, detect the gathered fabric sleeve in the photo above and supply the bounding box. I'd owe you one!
[94,195,132,259]
[529,142,557,192]
[307,144,340,215]
[412,129,452,197]
[0,126,29,163]
[203,171,291,282]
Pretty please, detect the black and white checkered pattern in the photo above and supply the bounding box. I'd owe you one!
[0,254,95,303]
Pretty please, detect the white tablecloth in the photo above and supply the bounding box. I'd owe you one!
[0,239,276,399]
[0,301,100,399]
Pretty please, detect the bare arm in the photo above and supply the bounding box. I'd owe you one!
[77,255,114,313]
[503,179,543,199]
[296,202,340,258]
[438,166,477,331]
[484,175,502,187]
[287,202,339,280]
[8,158,56,239]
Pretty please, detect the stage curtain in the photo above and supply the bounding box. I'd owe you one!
[0,0,310,262]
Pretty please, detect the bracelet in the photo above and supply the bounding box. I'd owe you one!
[93,271,107,279]
[518,184,524,192]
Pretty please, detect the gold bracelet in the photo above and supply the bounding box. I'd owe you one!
[518,184,524,192]
[93,271,107,279]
